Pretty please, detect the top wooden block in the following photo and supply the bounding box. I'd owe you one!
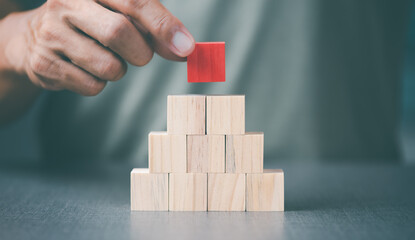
[187,42,226,82]
[207,95,245,134]
[167,95,206,134]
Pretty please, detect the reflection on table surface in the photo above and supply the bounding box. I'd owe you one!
[1,162,414,240]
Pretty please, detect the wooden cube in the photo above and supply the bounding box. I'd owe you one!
[131,169,168,211]
[169,173,207,211]
[246,169,284,211]
[167,95,206,135]
[206,95,245,134]
[148,132,186,173]
[208,173,245,211]
[226,133,264,173]
[187,135,225,173]
[187,42,226,83]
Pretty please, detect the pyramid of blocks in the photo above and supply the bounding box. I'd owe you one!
[131,95,284,211]
[131,42,284,211]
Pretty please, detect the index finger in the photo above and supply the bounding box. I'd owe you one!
[98,0,195,60]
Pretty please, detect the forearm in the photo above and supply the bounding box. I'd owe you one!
[0,9,41,126]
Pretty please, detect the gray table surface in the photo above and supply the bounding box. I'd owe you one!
[1,161,415,240]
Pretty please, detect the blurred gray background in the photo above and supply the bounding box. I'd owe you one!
[402,1,415,162]
[0,0,414,165]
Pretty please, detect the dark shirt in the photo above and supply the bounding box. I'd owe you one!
[15,0,44,10]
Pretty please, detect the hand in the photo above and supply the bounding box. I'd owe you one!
[4,0,195,96]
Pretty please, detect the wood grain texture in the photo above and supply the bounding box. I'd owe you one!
[208,173,245,211]
[187,135,225,173]
[169,173,207,211]
[167,95,206,134]
[206,95,245,135]
[246,169,284,211]
[148,132,186,173]
[131,169,168,211]
[226,133,264,173]
[187,42,226,82]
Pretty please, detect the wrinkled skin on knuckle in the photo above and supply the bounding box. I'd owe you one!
[29,52,56,76]
[37,21,61,43]
[36,0,73,45]
[31,8,67,53]
[126,0,152,12]
[150,13,172,36]
[102,16,129,47]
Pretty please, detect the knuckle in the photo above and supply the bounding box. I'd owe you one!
[29,54,44,73]
[102,16,129,47]
[29,53,57,75]
[83,80,106,96]
[46,0,66,10]
[38,22,60,42]
[127,0,152,11]
[99,57,125,81]
[150,13,172,35]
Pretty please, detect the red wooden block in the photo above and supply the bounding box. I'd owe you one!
[187,42,225,82]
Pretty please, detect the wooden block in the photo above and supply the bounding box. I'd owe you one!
[226,132,264,173]
[246,169,284,211]
[187,42,225,83]
[206,95,245,134]
[131,169,168,211]
[148,132,186,173]
[169,173,207,211]
[167,95,206,134]
[208,173,245,211]
[187,135,225,173]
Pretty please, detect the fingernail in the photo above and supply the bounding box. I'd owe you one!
[172,31,193,55]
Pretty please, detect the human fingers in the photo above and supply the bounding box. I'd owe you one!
[26,48,107,96]
[97,0,195,61]
[66,0,154,66]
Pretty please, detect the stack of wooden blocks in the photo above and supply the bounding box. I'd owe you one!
[131,95,284,211]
